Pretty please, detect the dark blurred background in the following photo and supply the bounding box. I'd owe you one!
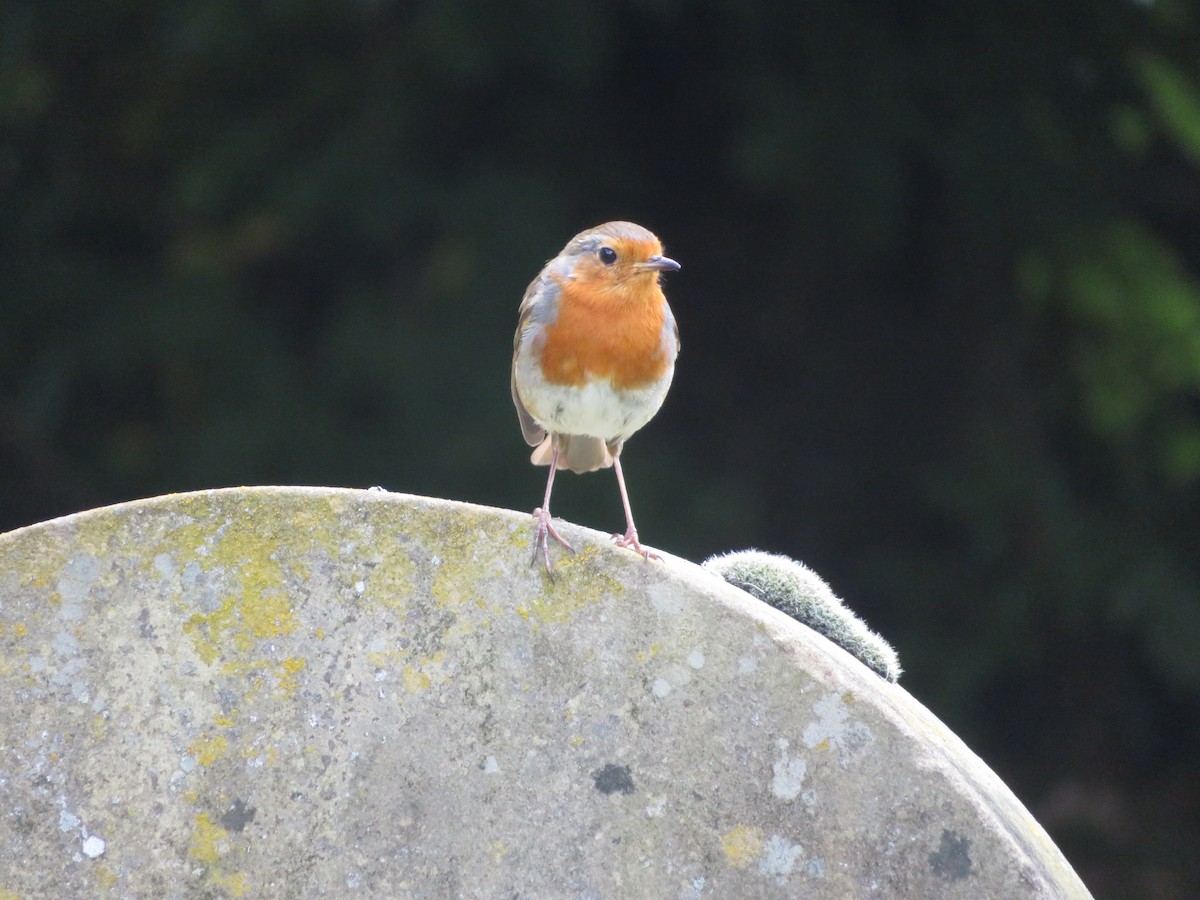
[3,1,1199,895]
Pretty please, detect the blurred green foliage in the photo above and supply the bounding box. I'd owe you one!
[3,1,1200,895]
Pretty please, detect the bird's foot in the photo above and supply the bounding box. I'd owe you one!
[532,508,574,572]
[612,527,660,561]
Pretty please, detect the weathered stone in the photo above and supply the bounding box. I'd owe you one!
[0,487,1091,898]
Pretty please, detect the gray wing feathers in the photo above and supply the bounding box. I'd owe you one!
[511,372,545,447]
[512,273,559,447]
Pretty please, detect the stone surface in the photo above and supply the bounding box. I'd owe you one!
[0,487,1091,898]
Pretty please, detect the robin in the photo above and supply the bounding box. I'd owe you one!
[511,221,681,572]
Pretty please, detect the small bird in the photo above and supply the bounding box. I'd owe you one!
[511,221,681,572]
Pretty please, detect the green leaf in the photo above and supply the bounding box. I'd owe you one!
[1134,51,1200,164]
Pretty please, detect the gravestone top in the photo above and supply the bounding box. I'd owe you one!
[0,486,1090,898]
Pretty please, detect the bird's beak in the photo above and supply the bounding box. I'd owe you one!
[639,255,681,272]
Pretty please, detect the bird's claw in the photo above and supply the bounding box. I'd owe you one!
[532,507,574,572]
[612,528,660,561]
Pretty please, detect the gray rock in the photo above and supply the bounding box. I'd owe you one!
[0,487,1091,898]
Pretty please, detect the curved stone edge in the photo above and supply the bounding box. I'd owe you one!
[0,486,1091,897]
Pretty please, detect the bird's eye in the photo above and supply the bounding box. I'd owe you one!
[598,246,618,266]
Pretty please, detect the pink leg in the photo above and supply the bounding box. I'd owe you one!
[611,454,660,561]
[532,445,574,572]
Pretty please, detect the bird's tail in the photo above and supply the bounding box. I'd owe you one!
[530,435,615,473]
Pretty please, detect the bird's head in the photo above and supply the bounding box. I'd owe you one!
[557,221,680,292]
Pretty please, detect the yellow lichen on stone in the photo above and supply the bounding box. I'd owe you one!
[243,744,277,767]
[189,812,229,863]
[94,864,119,889]
[366,649,399,670]
[214,711,238,728]
[431,560,483,610]
[173,498,299,653]
[180,567,296,675]
[212,870,248,898]
[323,492,351,517]
[402,664,431,692]
[72,510,125,560]
[22,571,52,589]
[284,505,339,557]
[216,655,304,701]
[401,651,445,693]
[280,655,306,685]
[87,712,107,741]
[0,887,20,900]
[181,597,233,665]
[165,521,219,561]
[188,813,248,897]
[636,642,661,664]
[721,824,764,869]
[0,624,28,676]
[237,587,296,642]
[189,733,229,767]
[354,540,415,615]
[157,502,314,674]
[516,549,623,626]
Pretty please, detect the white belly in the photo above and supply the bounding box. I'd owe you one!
[516,357,674,443]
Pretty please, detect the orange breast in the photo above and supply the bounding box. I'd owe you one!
[538,280,671,390]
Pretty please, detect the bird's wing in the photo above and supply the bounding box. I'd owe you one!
[663,301,681,359]
[511,273,554,447]
[511,374,545,447]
